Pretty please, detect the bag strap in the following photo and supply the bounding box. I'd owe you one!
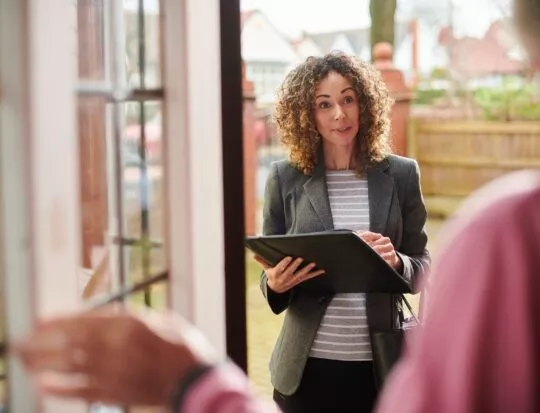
[399,294,421,326]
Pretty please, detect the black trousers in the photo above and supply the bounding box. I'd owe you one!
[273,358,378,413]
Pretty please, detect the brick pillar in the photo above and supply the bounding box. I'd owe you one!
[242,62,257,235]
[373,42,412,157]
[78,0,108,268]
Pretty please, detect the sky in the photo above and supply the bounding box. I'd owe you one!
[240,0,512,39]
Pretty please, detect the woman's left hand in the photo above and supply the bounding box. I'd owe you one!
[357,231,403,272]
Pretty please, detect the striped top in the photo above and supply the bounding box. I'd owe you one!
[309,170,372,361]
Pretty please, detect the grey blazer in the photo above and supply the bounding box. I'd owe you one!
[260,154,430,396]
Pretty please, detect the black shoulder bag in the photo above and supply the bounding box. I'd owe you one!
[371,294,421,389]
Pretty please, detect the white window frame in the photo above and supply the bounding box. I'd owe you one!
[0,1,85,412]
[163,0,226,355]
[0,0,228,412]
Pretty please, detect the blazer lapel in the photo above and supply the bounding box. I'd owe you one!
[303,162,334,231]
[367,159,394,235]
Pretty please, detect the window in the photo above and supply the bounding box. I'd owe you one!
[0,0,233,410]
[77,0,168,312]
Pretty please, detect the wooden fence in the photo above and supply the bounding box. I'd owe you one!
[407,120,540,218]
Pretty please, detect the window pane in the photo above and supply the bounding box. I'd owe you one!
[123,101,164,241]
[124,0,161,89]
[78,0,162,89]
[78,96,109,274]
[77,0,165,309]
[78,98,166,304]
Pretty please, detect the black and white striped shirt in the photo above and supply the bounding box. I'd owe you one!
[309,170,372,361]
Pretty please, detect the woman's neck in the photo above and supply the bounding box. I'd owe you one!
[323,143,356,170]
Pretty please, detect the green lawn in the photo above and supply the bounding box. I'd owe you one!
[246,252,283,399]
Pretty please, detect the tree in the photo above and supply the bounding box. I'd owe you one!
[370,0,397,59]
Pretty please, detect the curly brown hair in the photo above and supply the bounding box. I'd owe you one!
[274,51,394,175]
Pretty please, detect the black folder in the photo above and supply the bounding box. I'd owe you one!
[245,230,411,294]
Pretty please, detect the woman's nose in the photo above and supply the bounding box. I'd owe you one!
[334,105,345,120]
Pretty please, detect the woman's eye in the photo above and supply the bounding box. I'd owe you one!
[343,96,355,104]
[318,101,330,109]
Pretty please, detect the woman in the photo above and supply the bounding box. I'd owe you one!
[256,52,430,413]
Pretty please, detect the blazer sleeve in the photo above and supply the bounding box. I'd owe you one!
[259,162,293,314]
[396,160,431,293]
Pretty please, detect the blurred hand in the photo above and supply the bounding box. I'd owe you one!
[254,255,325,294]
[14,307,217,407]
[356,231,403,271]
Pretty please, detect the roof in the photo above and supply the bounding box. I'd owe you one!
[439,20,525,78]
[301,21,411,58]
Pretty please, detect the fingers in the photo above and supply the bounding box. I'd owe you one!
[276,256,294,274]
[286,257,305,274]
[14,312,117,376]
[36,373,92,397]
[356,231,383,244]
[258,256,309,277]
[379,250,393,259]
[266,256,324,293]
[370,236,391,247]
[16,309,195,407]
[363,235,400,269]
[286,261,325,287]
[254,255,297,274]
[372,243,393,255]
[36,373,116,404]
[291,268,326,288]
[15,330,93,375]
[18,347,88,374]
[294,262,317,278]
[370,239,401,269]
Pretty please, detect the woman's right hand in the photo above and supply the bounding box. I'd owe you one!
[254,256,325,294]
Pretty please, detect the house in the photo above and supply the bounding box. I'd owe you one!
[438,19,526,87]
[293,20,441,85]
[241,10,300,106]
[295,27,372,62]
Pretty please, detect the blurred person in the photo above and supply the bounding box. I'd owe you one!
[373,1,540,410]
[256,51,430,413]
[374,171,540,413]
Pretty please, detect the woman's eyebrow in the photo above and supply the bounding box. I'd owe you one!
[315,87,354,99]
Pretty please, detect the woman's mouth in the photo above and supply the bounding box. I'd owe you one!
[334,126,352,133]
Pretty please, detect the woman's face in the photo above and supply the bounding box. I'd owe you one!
[313,71,360,149]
